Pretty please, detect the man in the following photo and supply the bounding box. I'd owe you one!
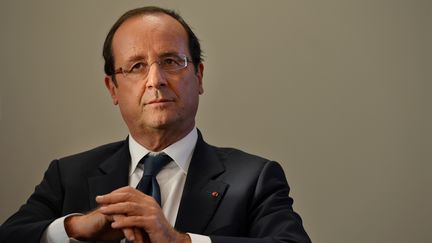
[0,6,311,243]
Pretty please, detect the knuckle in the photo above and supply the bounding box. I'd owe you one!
[125,192,134,199]
[148,215,157,222]
[125,201,135,209]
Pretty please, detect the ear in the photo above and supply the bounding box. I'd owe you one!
[196,63,204,95]
[104,76,119,105]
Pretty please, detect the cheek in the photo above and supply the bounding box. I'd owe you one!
[175,75,202,100]
[175,85,195,105]
[179,85,201,111]
[118,84,146,105]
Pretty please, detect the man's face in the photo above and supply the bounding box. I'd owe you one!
[105,14,204,137]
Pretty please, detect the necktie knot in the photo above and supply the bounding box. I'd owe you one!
[142,153,172,176]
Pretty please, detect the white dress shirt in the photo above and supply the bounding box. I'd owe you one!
[40,128,211,243]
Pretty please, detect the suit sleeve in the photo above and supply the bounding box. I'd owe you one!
[0,160,65,243]
[210,161,312,243]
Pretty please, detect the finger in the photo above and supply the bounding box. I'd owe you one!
[106,186,142,195]
[122,227,135,241]
[133,228,145,243]
[104,213,114,222]
[112,215,135,241]
[110,186,138,193]
[96,192,135,204]
[100,202,141,215]
[111,215,151,229]
[96,187,153,204]
[102,202,159,217]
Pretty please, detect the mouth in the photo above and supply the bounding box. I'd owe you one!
[145,98,174,105]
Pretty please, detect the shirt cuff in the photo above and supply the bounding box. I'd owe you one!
[188,233,212,243]
[40,214,86,243]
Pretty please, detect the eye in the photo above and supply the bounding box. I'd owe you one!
[161,56,181,67]
[127,61,147,73]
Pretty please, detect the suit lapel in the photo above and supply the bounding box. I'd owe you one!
[88,140,130,209]
[175,132,228,233]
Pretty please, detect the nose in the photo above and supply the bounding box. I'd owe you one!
[145,62,167,89]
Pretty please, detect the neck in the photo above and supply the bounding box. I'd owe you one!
[130,123,194,151]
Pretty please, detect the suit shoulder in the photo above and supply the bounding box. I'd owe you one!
[209,144,275,168]
[204,144,288,190]
[57,140,126,166]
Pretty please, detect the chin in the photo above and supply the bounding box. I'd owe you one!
[147,116,181,130]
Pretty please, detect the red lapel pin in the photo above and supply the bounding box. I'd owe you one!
[211,191,219,198]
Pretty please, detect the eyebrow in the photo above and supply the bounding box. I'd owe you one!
[124,54,147,64]
[158,51,181,58]
[121,51,184,68]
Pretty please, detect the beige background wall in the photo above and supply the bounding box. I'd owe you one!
[0,1,431,242]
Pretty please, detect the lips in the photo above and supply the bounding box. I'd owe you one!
[145,98,174,105]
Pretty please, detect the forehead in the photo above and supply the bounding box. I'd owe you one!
[112,13,189,63]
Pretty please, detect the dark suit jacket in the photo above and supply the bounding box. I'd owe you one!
[0,133,311,243]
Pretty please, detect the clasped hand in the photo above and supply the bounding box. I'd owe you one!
[64,186,190,243]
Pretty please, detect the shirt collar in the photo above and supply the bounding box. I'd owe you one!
[128,128,198,176]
